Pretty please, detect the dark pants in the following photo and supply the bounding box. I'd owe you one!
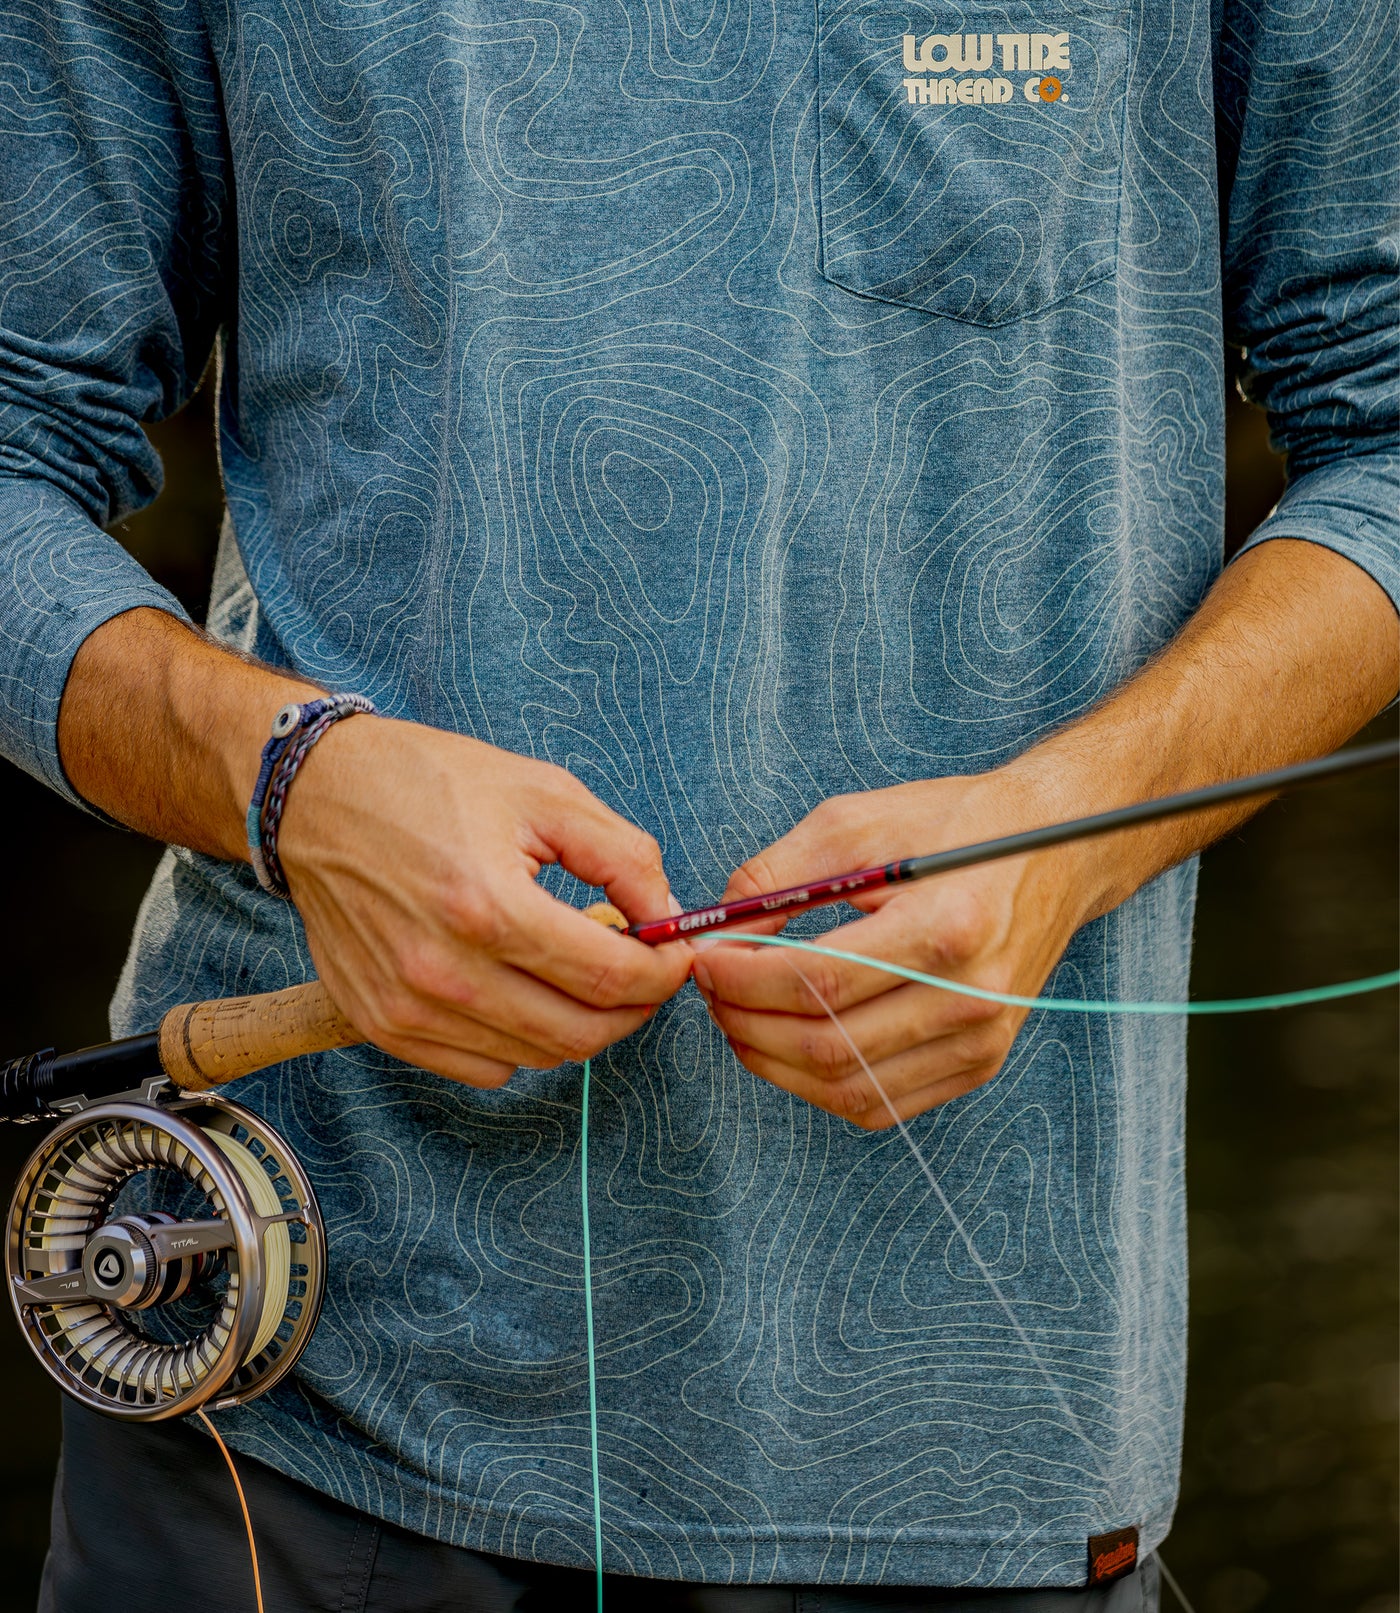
[40,1402,1159,1613]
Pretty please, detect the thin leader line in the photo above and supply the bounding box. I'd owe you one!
[1158,1556,1200,1613]
[771,951,1198,1606]
[770,961,1113,1475]
[567,929,1400,1593]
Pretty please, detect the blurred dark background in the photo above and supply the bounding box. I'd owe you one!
[0,378,1394,1612]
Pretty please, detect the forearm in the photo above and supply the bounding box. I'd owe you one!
[56,606,323,859]
[54,605,691,1087]
[998,539,1400,918]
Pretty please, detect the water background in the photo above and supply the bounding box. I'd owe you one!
[0,381,1393,1613]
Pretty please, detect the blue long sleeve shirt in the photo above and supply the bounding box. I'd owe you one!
[1,0,1395,1588]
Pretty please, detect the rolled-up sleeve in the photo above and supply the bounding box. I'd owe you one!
[1217,0,1399,612]
[0,0,228,804]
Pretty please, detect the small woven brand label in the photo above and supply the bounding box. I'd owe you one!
[1087,1525,1139,1585]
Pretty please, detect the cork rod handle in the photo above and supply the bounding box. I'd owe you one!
[153,904,629,1092]
[158,980,362,1092]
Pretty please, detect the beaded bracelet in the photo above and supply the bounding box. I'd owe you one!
[247,694,377,896]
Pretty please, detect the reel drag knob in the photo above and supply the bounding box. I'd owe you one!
[79,1211,225,1311]
[6,1097,325,1420]
[83,1219,165,1310]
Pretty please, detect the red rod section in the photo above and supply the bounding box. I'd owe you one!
[628,863,905,945]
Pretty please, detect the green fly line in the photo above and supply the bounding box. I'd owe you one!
[578,945,1400,1603]
[580,1054,605,1613]
[716,935,1400,1014]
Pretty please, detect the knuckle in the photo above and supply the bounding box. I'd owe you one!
[581,954,631,1010]
[798,1029,853,1082]
[400,948,483,1018]
[630,828,665,871]
[805,801,835,837]
[801,962,844,1012]
[365,982,421,1040]
[519,1027,571,1068]
[952,992,1003,1030]
[722,1034,750,1068]
[813,793,854,830]
[540,760,581,794]
[550,1020,604,1066]
[850,1107,897,1132]
[811,794,870,858]
[919,899,985,970]
[948,1019,993,1071]
[396,944,444,1000]
[955,1023,1005,1066]
[955,1062,1000,1099]
[822,1075,874,1121]
[444,882,505,950]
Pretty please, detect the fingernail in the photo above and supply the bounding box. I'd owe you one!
[666,892,683,917]
[691,933,722,953]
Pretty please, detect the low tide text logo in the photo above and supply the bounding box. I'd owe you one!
[901,30,1070,105]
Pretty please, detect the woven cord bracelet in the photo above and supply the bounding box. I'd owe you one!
[247,694,377,896]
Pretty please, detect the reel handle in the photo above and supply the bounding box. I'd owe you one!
[157,904,629,1092]
[159,980,361,1091]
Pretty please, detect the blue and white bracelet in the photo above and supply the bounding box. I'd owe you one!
[247,694,377,896]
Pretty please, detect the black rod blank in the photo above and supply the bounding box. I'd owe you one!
[0,737,1394,1119]
[898,738,1399,884]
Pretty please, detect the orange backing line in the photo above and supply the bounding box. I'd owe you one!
[195,1406,266,1613]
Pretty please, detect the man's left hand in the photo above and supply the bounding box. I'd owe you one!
[691,773,1100,1130]
[693,545,1400,1130]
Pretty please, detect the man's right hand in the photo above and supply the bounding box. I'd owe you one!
[58,607,691,1088]
[277,716,692,1087]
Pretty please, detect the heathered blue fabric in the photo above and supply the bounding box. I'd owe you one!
[0,0,1396,1589]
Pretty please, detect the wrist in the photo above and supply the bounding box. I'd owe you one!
[987,713,1200,922]
[243,694,378,893]
[980,738,1154,922]
[192,666,328,863]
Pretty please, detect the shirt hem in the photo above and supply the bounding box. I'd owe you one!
[211,1415,1174,1591]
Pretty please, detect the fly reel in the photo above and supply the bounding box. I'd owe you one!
[5,1094,325,1420]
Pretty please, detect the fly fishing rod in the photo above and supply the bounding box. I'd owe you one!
[2,737,1395,1420]
[626,738,1400,943]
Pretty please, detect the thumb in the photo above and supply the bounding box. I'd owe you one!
[722,794,879,908]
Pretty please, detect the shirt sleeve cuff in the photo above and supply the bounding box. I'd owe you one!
[0,477,192,812]
[1234,452,1400,619]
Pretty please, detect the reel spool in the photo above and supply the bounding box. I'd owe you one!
[5,1096,324,1420]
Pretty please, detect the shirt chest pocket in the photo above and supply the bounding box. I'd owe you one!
[816,2,1131,325]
